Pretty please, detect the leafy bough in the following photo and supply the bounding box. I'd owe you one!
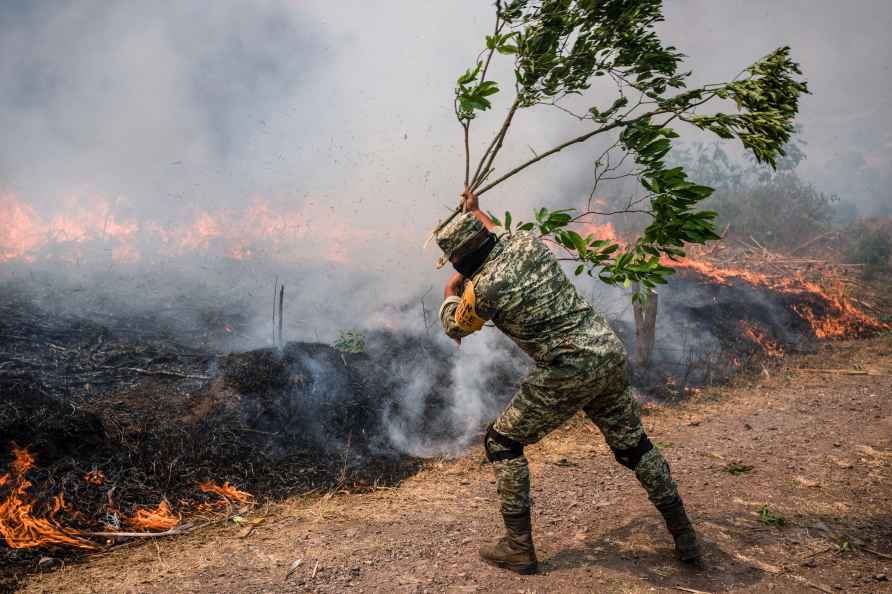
[443,0,808,297]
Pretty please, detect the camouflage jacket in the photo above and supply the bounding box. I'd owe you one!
[440,229,623,364]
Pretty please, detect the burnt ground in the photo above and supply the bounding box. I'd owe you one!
[0,290,520,583]
[16,336,892,594]
[1,266,840,567]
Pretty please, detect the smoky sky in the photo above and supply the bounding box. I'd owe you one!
[1,0,890,287]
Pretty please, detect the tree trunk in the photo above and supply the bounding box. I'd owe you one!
[632,285,658,368]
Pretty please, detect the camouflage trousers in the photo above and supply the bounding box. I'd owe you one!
[488,352,678,515]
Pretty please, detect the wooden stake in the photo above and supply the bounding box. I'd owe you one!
[278,285,285,347]
[272,277,279,347]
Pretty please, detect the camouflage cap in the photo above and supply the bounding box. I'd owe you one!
[435,211,485,269]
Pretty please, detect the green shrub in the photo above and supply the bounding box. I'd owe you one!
[847,227,891,279]
[333,330,365,354]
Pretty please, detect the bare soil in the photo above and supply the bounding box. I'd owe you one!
[17,337,892,594]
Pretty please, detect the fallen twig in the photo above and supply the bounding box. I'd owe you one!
[790,230,837,255]
[237,427,280,436]
[850,297,880,312]
[788,574,834,594]
[673,587,713,594]
[84,523,196,539]
[285,558,302,580]
[863,547,892,561]
[734,552,834,594]
[734,552,782,574]
[99,365,210,380]
[798,545,835,562]
[788,368,883,376]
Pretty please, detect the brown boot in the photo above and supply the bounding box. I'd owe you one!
[655,496,703,567]
[479,510,538,574]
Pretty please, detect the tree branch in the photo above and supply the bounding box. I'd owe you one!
[477,110,666,195]
[472,96,522,190]
[463,123,470,187]
[459,1,504,191]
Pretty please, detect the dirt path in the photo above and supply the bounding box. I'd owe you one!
[19,338,892,594]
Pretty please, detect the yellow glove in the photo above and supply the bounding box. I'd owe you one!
[454,280,486,333]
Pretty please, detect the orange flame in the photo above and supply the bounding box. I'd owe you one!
[84,469,106,486]
[198,480,253,505]
[0,446,94,549]
[792,304,847,339]
[126,500,180,531]
[0,193,370,265]
[739,322,784,358]
[0,448,255,548]
[666,247,889,339]
[578,221,620,244]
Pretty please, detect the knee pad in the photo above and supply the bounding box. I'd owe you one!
[610,433,654,470]
[484,423,524,462]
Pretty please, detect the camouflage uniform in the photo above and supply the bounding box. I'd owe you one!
[438,216,680,516]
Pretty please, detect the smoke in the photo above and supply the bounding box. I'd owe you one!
[382,328,526,458]
[4,2,888,273]
[2,1,890,456]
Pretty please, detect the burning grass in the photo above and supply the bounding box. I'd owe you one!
[739,321,785,358]
[0,233,889,589]
[0,291,501,580]
[667,242,890,339]
[125,501,180,532]
[199,481,254,507]
[0,446,93,550]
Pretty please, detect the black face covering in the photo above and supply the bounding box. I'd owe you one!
[453,232,497,277]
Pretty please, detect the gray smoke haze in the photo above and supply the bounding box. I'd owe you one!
[1,1,890,454]
[3,2,889,274]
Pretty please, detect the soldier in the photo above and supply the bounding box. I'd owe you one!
[436,190,701,574]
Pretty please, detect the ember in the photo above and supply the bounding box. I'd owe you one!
[84,469,106,486]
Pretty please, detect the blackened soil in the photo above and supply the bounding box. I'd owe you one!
[1,295,522,589]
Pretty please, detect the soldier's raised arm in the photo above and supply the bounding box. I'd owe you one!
[461,189,497,232]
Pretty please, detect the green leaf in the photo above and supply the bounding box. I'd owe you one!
[476,81,500,97]
[565,230,587,255]
[462,96,491,111]
[457,62,481,86]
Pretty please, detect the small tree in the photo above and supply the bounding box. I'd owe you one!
[669,137,836,250]
[443,0,808,298]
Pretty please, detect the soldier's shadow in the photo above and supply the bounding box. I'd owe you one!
[541,513,765,591]
[543,509,892,589]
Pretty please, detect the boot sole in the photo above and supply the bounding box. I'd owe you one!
[480,556,538,575]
